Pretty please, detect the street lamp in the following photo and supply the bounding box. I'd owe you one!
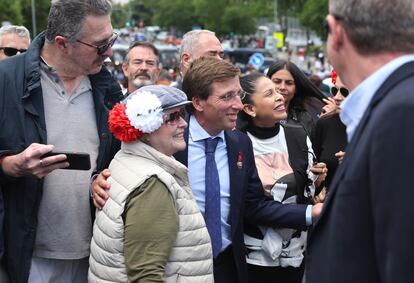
[31,0,37,37]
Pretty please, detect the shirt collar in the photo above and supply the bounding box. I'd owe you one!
[340,54,414,142]
[189,114,225,142]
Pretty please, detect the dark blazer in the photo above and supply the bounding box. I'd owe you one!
[306,61,414,283]
[175,117,309,283]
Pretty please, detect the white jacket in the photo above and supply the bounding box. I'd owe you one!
[88,141,214,282]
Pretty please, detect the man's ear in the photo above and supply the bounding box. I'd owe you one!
[181,52,191,72]
[121,63,128,78]
[328,15,345,51]
[54,35,68,51]
[192,96,204,112]
[243,103,256,117]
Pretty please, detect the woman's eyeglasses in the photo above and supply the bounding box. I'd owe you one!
[0,47,27,57]
[164,108,186,124]
[330,86,349,97]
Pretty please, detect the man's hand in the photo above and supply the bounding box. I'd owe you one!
[335,151,345,164]
[312,203,324,223]
[1,143,68,179]
[310,162,328,188]
[92,169,111,209]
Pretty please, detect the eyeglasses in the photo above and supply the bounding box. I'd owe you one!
[331,86,349,97]
[76,32,118,55]
[0,47,27,57]
[220,90,247,102]
[164,108,186,124]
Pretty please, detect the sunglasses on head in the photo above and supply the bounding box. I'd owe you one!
[331,86,349,97]
[76,32,118,55]
[0,47,27,57]
[164,108,186,124]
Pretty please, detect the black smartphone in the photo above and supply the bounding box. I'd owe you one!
[42,151,91,170]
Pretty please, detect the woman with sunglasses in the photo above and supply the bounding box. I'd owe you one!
[267,59,325,136]
[312,70,348,188]
[239,74,326,283]
[88,85,214,282]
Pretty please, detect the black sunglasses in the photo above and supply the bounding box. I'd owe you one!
[331,86,349,97]
[0,47,27,57]
[164,108,186,124]
[76,32,118,55]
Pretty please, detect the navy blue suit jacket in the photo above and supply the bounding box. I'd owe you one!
[306,61,414,283]
[175,117,308,282]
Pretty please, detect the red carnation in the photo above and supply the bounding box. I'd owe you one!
[331,69,338,85]
[109,103,142,143]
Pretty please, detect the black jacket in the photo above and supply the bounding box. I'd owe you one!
[0,32,121,283]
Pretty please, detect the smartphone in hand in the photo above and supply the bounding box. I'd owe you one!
[42,151,91,170]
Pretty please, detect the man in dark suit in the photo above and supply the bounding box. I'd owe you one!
[306,0,414,282]
[176,56,322,283]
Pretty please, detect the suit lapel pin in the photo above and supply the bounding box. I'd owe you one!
[237,151,243,169]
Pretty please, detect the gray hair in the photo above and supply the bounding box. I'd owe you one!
[0,25,30,46]
[330,0,414,54]
[179,30,216,58]
[45,0,112,43]
[125,41,159,64]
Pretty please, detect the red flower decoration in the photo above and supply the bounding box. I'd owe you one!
[331,69,337,85]
[109,103,142,143]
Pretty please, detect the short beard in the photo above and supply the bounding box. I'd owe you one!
[131,78,154,89]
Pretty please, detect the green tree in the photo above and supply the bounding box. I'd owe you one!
[112,3,129,28]
[153,0,197,32]
[221,5,256,35]
[299,0,328,39]
[21,0,51,37]
[0,0,24,26]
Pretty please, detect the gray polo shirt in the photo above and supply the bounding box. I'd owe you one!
[33,60,99,259]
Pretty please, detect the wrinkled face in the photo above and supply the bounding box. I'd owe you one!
[0,33,30,60]
[270,68,296,107]
[181,33,224,74]
[122,46,160,92]
[69,14,114,75]
[192,33,224,60]
[246,77,287,127]
[194,76,243,136]
[147,106,188,156]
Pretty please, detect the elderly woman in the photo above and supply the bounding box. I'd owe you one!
[239,73,326,283]
[88,85,213,282]
[267,60,325,135]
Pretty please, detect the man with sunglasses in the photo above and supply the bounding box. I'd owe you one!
[306,0,414,282]
[0,0,122,282]
[0,25,30,60]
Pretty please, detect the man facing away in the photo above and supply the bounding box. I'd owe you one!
[306,0,414,282]
[0,25,30,60]
[0,0,121,282]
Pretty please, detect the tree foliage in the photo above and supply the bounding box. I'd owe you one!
[299,0,329,39]
[0,0,24,27]
[21,0,51,37]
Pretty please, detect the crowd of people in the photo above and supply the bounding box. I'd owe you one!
[0,0,413,282]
